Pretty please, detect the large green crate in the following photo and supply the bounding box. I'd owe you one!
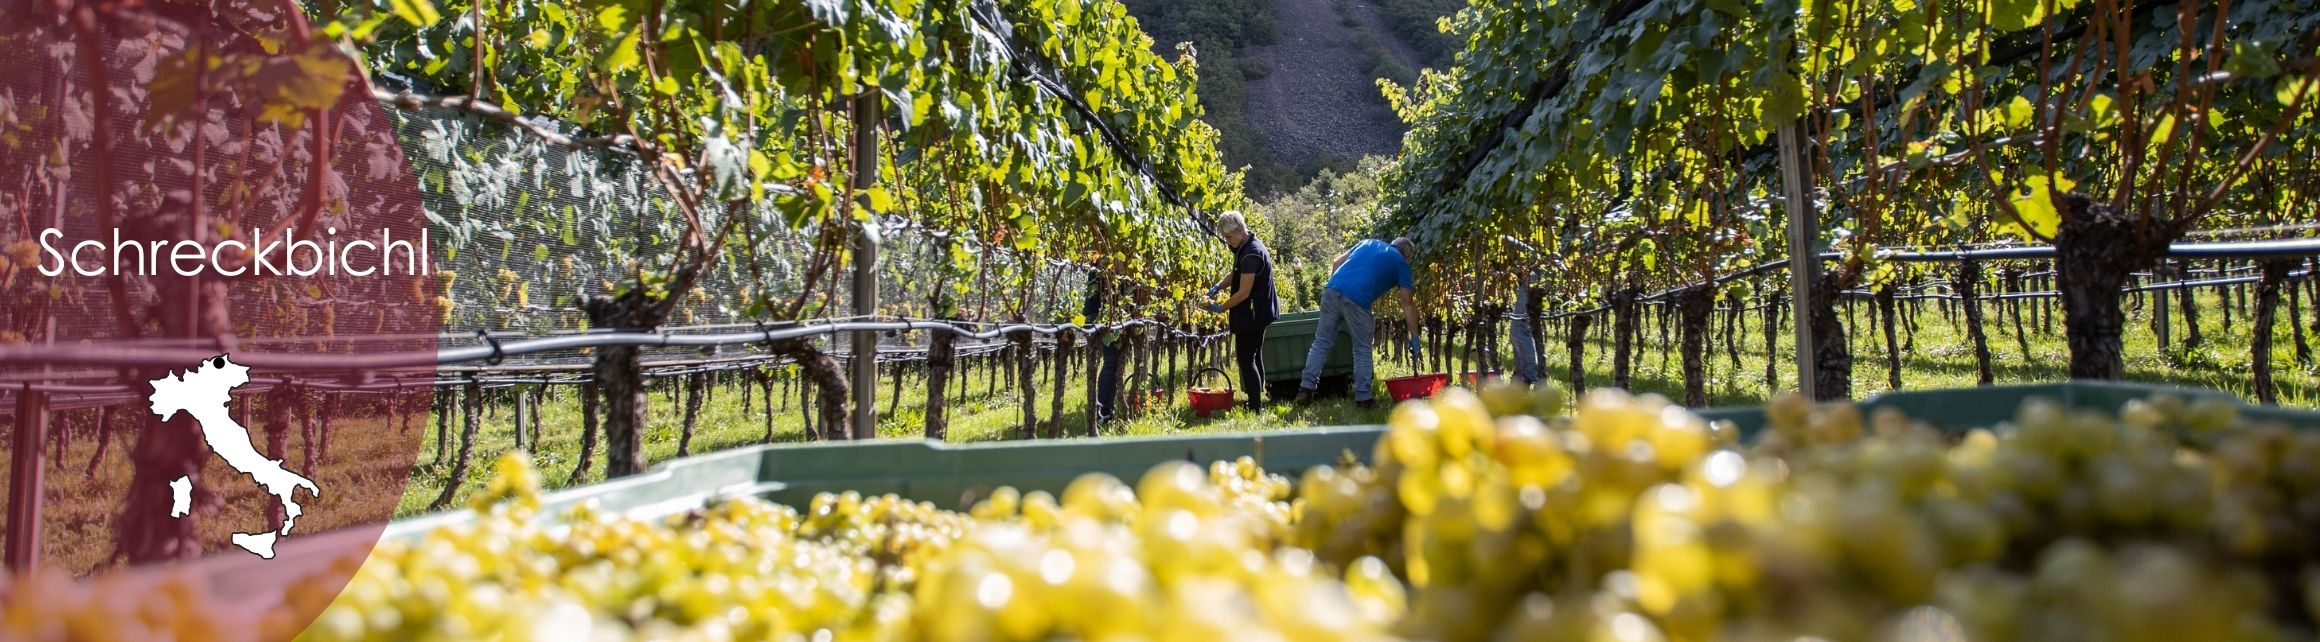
[1691,381,2320,440]
[380,382,2318,540]
[179,382,2320,596]
[1261,310,1355,383]
[381,425,1388,541]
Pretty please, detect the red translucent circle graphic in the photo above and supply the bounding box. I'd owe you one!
[0,2,435,638]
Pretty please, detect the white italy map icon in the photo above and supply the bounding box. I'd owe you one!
[148,355,321,559]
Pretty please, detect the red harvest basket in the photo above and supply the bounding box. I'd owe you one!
[1462,370,1504,386]
[1188,367,1237,418]
[1386,373,1451,401]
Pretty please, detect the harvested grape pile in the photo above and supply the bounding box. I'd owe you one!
[10,385,2320,641]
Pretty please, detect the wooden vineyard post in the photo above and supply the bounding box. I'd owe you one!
[1085,327,1101,437]
[1762,289,1781,393]
[1776,121,1820,400]
[2154,274,2171,350]
[679,374,705,456]
[1959,261,1995,386]
[6,386,48,571]
[1167,331,1179,399]
[570,381,600,485]
[926,330,956,441]
[433,387,451,465]
[1048,333,1071,438]
[892,360,907,416]
[513,385,529,451]
[429,378,484,511]
[849,96,883,439]
[2254,259,2295,405]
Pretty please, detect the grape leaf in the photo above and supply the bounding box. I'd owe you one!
[2005,175,2074,240]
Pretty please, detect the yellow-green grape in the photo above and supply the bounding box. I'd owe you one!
[469,451,545,514]
[1330,387,2320,642]
[973,486,1023,520]
[1385,401,1443,470]
[1141,460,1221,516]
[1061,473,1138,522]
[2185,397,2238,432]
[1020,490,1061,530]
[1432,389,1494,459]
[1479,380,1534,417]
[1492,416,1575,489]
[1344,556,1408,623]
[2121,398,2167,432]
[16,387,2320,642]
[1531,381,1570,417]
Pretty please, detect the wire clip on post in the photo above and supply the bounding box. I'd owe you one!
[476,330,506,366]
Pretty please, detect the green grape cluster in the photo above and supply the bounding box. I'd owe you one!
[0,569,264,641]
[300,452,1395,642]
[1296,382,2320,642]
[1677,391,2320,642]
[16,385,2320,642]
[300,452,968,641]
[1288,383,1727,641]
[916,458,1396,641]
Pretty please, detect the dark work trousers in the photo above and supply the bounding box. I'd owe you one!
[1234,326,1268,410]
[1094,344,1123,422]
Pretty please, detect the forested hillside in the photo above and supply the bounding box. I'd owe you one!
[1123,0,1456,196]
[1119,0,1281,191]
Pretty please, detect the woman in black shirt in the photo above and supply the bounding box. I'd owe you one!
[1202,212,1279,411]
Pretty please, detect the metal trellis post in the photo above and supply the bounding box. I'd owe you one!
[1777,122,1819,400]
[851,97,883,439]
[6,385,48,570]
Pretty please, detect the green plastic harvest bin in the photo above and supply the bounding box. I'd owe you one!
[1261,310,1355,383]
[380,425,1388,541]
[175,382,2320,598]
[378,382,2318,540]
[1691,380,2320,440]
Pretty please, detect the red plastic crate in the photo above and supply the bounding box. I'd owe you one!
[1188,367,1237,418]
[1386,373,1451,401]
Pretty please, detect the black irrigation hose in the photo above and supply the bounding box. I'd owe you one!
[1531,242,2310,319]
[0,318,1214,371]
[1824,269,2318,302]
[16,240,2310,392]
[0,317,1227,402]
[1578,239,2320,309]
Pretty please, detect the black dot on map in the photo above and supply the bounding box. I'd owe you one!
[212,356,226,369]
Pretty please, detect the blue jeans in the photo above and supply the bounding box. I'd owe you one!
[1301,288,1377,400]
[1510,289,1541,384]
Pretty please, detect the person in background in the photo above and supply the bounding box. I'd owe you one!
[1082,269,1123,423]
[1296,237,1423,409]
[1201,212,1278,411]
[1510,284,1543,384]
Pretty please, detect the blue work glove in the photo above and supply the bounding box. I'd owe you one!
[1202,302,1225,313]
[1407,336,1423,357]
[1206,284,1225,298]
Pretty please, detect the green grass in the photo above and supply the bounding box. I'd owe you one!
[10,401,422,574]
[393,350,1415,516]
[394,289,2319,518]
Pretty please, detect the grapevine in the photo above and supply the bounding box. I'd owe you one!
[1376,0,2320,396]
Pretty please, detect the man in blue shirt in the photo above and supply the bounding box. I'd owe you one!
[1297,237,1423,408]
